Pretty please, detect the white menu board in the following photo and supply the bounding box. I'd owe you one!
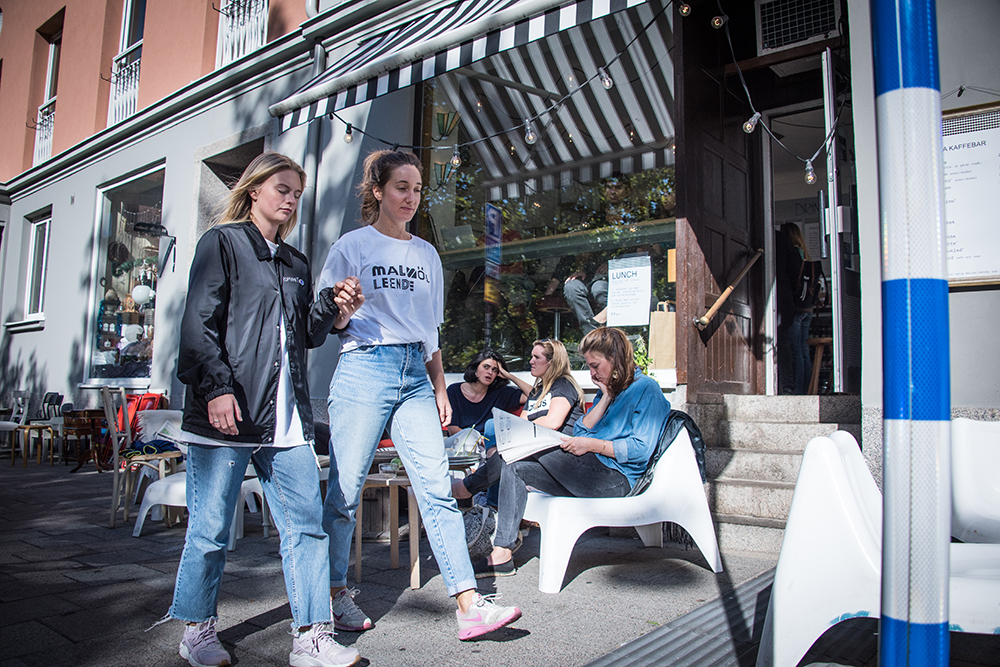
[942,107,1000,285]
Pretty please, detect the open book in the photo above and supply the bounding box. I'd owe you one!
[492,408,566,463]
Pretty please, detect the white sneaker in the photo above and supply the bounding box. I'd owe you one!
[289,623,360,667]
[331,588,372,632]
[456,592,522,641]
[179,619,231,667]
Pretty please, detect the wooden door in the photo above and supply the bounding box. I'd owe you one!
[674,4,764,401]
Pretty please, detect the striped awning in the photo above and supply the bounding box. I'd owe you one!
[269,0,650,132]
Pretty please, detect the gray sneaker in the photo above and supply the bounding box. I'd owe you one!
[289,623,360,667]
[331,588,372,632]
[179,619,231,667]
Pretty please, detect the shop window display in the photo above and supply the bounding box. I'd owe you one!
[90,170,164,379]
[411,2,676,372]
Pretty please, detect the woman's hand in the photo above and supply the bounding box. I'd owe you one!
[436,390,453,429]
[207,394,242,436]
[333,277,364,329]
[559,436,605,457]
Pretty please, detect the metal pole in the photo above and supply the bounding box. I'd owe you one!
[871,1,951,665]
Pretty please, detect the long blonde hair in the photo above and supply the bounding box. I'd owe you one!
[781,222,811,261]
[531,339,584,407]
[215,152,306,241]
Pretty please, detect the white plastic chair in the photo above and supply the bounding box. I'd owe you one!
[1,392,30,463]
[951,418,1000,543]
[132,467,269,551]
[755,432,1000,667]
[523,427,723,594]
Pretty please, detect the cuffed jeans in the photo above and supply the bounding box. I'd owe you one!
[169,444,330,628]
[323,343,477,597]
[495,448,630,550]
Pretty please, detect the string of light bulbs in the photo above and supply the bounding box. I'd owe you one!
[712,0,849,185]
[330,0,677,163]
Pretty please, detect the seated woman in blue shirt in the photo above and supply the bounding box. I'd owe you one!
[476,327,671,578]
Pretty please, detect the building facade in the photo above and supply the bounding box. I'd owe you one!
[0,0,998,462]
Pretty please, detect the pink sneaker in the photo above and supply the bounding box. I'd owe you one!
[456,592,522,641]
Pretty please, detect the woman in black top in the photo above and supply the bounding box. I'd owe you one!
[446,349,525,437]
[452,339,584,504]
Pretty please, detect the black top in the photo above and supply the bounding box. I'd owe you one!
[447,383,524,433]
[523,376,584,435]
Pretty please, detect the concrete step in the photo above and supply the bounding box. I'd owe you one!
[705,448,803,484]
[721,394,862,423]
[713,513,786,554]
[710,420,860,451]
[709,477,795,521]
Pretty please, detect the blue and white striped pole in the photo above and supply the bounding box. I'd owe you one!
[872,1,951,665]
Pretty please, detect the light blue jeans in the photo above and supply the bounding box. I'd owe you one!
[170,444,331,628]
[323,343,477,596]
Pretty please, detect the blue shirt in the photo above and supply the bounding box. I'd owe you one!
[573,370,671,488]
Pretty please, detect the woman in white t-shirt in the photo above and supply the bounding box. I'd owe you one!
[316,150,522,642]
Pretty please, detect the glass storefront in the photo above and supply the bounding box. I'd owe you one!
[90,169,164,379]
[410,2,676,371]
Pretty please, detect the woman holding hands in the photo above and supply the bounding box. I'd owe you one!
[316,149,522,642]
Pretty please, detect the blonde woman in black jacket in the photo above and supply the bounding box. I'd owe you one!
[170,152,362,667]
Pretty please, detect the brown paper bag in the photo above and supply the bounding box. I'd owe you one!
[648,305,676,369]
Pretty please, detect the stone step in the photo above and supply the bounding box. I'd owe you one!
[705,448,803,484]
[708,421,861,451]
[708,477,795,521]
[721,394,862,423]
[713,513,786,554]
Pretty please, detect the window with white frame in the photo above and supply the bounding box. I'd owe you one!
[216,0,268,67]
[90,169,164,379]
[25,217,50,319]
[108,0,145,125]
[33,27,61,165]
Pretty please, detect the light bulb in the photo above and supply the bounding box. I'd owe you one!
[678,3,692,16]
[712,15,726,29]
[804,160,817,185]
[450,145,462,168]
[524,119,537,145]
[743,112,761,134]
[344,123,354,144]
[598,67,613,90]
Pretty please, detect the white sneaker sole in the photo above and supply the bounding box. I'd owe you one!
[288,650,361,667]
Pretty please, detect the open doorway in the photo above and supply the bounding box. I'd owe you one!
[765,100,859,395]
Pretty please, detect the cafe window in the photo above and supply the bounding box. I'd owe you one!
[90,169,165,379]
[411,2,676,371]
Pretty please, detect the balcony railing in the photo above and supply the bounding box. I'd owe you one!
[217,0,268,68]
[33,98,56,166]
[108,42,142,126]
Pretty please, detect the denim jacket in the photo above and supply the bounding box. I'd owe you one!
[573,370,671,488]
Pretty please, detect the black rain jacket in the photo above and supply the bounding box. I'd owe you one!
[177,221,332,444]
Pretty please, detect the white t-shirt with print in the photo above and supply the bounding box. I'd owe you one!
[316,225,443,361]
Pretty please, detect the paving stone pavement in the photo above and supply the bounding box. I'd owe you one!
[2,459,996,667]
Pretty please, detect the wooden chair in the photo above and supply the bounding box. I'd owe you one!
[102,386,180,528]
[65,409,106,473]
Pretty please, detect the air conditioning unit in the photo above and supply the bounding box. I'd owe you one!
[756,0,841,57]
